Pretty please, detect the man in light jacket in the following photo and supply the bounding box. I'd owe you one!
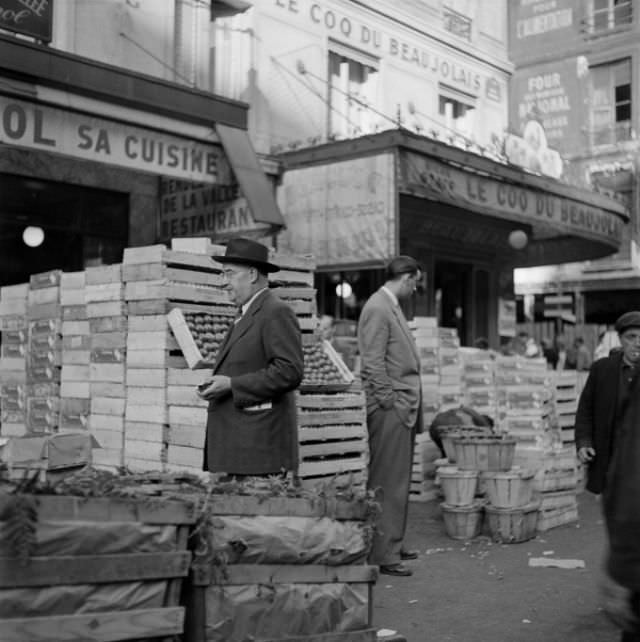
[358,255,423,577]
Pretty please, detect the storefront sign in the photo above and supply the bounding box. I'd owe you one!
[498,298,517,337]
[402,153,623,247]
[0,0,52,43]
[277,153,396,266]
[0,96,230,183]
[510,58,588,156]
[273,0,487,97]
[158,179,271,241]
[509,0,580,63]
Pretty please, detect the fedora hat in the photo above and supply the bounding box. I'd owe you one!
[212,237,280,273]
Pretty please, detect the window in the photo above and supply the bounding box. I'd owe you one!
[590,59,631,146]
[438,87,476,138]
[589,0,632,33]
[328,45,378,139]
[442,5,472,41]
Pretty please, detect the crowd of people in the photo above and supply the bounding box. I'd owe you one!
[492,330,615,372]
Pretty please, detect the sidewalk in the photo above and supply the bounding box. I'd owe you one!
[373,492,619,641]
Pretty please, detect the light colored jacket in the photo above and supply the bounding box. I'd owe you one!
[357,288,422,428]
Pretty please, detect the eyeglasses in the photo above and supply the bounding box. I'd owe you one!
[222,267,251,280]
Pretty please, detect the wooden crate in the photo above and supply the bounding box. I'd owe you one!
[296,392,368,488]
[167,306,235,369]
[0,494,195,642]
[183,493,376,642]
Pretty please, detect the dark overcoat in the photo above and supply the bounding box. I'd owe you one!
[204,289,304,475]
[575,350,624,494]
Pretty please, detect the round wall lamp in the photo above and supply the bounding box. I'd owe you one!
[23,226,45,248]
[508,229,528,250]
[336,282,352,299]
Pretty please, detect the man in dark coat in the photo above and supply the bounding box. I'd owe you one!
[358,255,423,577]
[575,311,640,494]
[197,238,304,476]
[575,311,640,641]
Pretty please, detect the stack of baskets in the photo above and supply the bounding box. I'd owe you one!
[438,432,540,544]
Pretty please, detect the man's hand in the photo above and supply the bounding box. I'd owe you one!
[578,446,596,464]
[196,375,232,401]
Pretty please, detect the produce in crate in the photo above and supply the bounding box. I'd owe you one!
[183,311,233,362]
[167,307,235,369]
[301,340,354,390]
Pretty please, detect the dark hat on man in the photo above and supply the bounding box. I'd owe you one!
[212,237,280,273]
[615,311,640,335]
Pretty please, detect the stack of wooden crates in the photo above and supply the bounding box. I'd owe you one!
[0,241,368,486]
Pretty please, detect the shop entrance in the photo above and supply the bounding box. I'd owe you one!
[0,173,129,286]
[434,260,490,346]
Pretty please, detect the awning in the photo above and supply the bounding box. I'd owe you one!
[216,124,285,230]
[211,0,252,20]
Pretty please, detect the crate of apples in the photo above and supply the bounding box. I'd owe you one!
[167,308,234,369]
[183,312,233,363]
[301,340,354,391]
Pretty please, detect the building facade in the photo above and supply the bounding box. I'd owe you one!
[214,0,626,346]
[508,0,640,324]
[213,0,512,155]
[0,0,280,284]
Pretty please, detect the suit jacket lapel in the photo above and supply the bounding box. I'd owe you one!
[386,294,420,366]
[214,289,269,372]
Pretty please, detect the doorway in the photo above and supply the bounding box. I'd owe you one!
[434,260,491,346]
[434,260,472,344]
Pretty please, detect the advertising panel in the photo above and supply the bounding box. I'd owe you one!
[158,180,271,242]
[509,0,582,63]
[510,58,589,156]
[402,153,623,248]
[0,96,229,183]
[277,153,396,267]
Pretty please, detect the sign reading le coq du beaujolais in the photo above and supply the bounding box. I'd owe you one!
[1,0,53,43]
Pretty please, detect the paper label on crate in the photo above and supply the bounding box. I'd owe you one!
[30,270,62,289]
[0,383,25,397]
[1,409,26,423]
[1,344,25,359]
[1,396,24,411]
[91,348,124,363]
[62,305,88,321]
[1,330,27,344]
[28,366,60,382]
[31,334,60,350]
[29,350,59,368]
[0,315,27,331]
[29,318,61,335]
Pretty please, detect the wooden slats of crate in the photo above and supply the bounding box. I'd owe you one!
[0,494,195,642]
[296,391,368,486]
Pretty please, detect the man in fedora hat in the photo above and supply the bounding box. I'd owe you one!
[197,237,304,476]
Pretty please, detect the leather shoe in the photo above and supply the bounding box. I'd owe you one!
[379,563,413,577]
[400,549,419,560]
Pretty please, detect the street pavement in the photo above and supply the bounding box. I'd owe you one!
[373,492,620,641]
